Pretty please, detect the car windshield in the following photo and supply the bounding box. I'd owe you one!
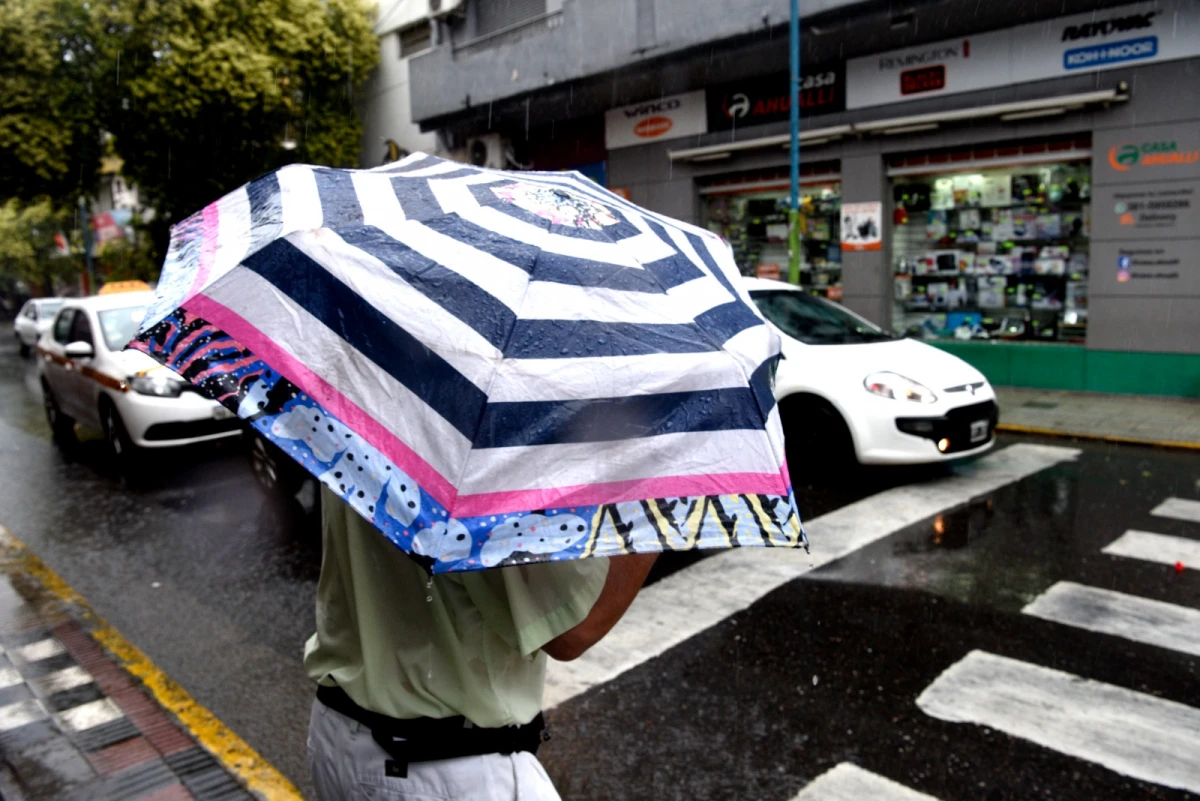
[97,306,147,351]
[751,290,894,346]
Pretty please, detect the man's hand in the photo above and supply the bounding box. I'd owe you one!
[542,553,659,662]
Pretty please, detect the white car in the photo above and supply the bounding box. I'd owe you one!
[743,278,998,468]
[13,297,65,358]
[36,291,241,462]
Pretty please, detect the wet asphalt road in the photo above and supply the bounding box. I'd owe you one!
[1,322,1197,800]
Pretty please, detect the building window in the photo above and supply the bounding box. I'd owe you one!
[477,0,546,36]
[398,23,432,58]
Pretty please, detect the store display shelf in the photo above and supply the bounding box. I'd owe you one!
[897,271,1089,280]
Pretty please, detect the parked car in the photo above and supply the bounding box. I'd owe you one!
[37,292,242,463]
[742,278,998,471]
[13,298,65,358]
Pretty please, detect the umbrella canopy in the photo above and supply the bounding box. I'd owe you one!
[130,154,804,573]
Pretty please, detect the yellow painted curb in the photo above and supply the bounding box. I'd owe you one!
[0,526,305,801]
[997,423,1200,452]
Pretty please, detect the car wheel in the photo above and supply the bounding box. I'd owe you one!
[18,339,30,358]
[42,381,77,448]
[249,431,306,496]
[780,396,857,483]
[100,400,141,472]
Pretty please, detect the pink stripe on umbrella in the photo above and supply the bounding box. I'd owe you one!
[184,203,221,300]
[452,471,789,518]
[184,293,458,508]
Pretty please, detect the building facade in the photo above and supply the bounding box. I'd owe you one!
[403,0,1200,397]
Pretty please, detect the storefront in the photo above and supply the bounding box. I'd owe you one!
[699,165,843,299]
[600,0,1200,396]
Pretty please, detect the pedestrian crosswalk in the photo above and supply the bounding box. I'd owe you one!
[905,493,1200,797]
[1151,496,1200,523]
[1103,529,1200,569]
[791,763,941,801]
[917,651,1200,795]
[1022,581,1200,657]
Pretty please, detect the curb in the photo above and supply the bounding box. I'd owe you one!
[0,527,304,801]
[997,423,1200,452]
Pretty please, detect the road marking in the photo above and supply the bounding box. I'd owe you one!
[12,638,66,664]
[1022,581,1200,657]
[544,443,1080,708]
[1152,497,1200,524]
[56,697,123,732]
[0,526,303,801]
[1103,530,1200,570]
[0,666,21,690]
[0,699,46,731]
[791,763,941,801]
[29,665,93,696]
[917,650,1200,794]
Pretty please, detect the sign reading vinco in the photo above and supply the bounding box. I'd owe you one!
[847,2,1200,109]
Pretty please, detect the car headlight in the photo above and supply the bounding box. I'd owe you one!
[129,374,185,398]
[864,372,937,404]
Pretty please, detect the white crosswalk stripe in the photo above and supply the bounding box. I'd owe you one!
[1102,529,1200,569]
[1022,581,1200,657]
[1151,497,1200,524]
[544,443,1080,708]
[917,650,1200,794]
[55,697,123,733]
[791,763,941,801]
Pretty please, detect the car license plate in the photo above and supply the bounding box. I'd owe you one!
[969,419,989,443]
[212,406,235,420]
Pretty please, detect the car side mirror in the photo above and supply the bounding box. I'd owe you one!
[64,341,94,359]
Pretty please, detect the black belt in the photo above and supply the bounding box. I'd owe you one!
[316,684,550,777]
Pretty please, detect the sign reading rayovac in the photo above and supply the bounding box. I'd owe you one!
[847,1,1200,110]
[706,64,846,131]
[605,90,707,150]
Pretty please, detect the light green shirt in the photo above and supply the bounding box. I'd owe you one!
[304,486,609,727]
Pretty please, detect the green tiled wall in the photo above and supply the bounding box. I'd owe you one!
[930,342,1200,398]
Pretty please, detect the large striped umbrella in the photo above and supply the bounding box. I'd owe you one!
[130,154,805,573]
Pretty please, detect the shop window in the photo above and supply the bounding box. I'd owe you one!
[703,179,843,301]
[891,162,1090,345]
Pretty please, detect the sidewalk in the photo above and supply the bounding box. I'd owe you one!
[995,386,1200,450]
[0,530,266,801]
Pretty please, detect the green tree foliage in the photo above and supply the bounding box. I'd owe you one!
[0,198,78,292]
[0,0,105,202]
[100,0,379,246]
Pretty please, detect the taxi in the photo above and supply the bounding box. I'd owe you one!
[37,291,241,461]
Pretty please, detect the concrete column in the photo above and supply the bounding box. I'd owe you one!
[838,154,892,328]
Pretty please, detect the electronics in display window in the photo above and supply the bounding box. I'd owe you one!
[704,183,843,300]
[890,163,1090,344]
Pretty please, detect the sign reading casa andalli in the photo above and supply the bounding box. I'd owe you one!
[707,65,846,131]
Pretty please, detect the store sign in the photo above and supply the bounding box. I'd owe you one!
[1093,121,1200,294]
[605,91,707,150]
[707,64,846,131]
[841,202,883,252]
[847,1,1200,109]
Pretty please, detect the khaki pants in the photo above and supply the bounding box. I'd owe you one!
[307,699,563,801]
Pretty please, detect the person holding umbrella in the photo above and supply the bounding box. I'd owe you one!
[303,486,657,799]
[128,154,804,800]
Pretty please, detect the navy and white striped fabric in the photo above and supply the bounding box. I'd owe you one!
[131,153,804,573]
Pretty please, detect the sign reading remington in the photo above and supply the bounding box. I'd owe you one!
[707,64,845,131]
[847,1,1200,109]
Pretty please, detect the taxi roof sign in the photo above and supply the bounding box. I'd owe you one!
[97,280,152,295]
